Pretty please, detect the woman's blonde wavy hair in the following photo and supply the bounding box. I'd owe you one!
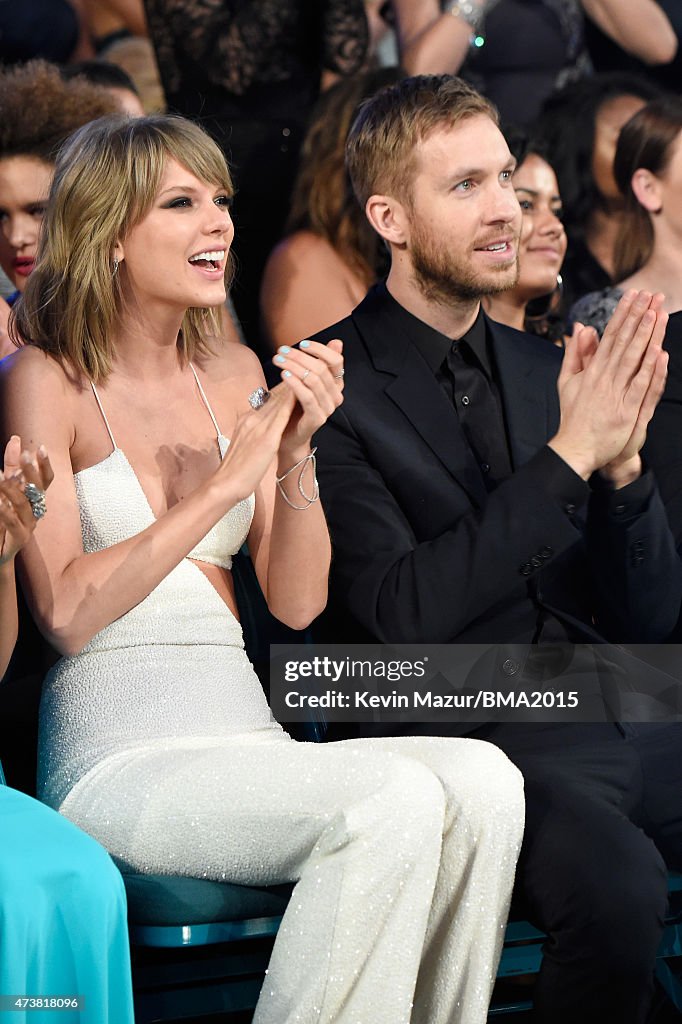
[14,114,234,382]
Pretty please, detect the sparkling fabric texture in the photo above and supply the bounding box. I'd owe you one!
[38,377,525,1023]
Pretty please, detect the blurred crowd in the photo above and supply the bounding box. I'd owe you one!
[1,0,681,362]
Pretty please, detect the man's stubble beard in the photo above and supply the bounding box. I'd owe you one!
[410,221,520,306]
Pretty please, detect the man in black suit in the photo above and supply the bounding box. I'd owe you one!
[299,75,682,1023]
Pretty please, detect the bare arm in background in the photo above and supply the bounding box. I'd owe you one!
[582,0,677,64]
[394,0,676,76]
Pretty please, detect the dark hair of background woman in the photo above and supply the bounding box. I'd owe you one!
[534,71,662,243]
[613,94,682,280]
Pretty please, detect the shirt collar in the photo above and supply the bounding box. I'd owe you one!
[380,282,492,378]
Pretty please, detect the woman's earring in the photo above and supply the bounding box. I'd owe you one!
[112,257,119,277]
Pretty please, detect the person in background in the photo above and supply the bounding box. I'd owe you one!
[78,0,165,113]
[261,66,400,351]
[389,0,675,125]
[0,437,135,1024]
[483,129,567,343]
[571,95,682,334]
[0,440,53,680]
[0,0,85,65]
[0,61,119,306]
[62,60,146,116]
[536,71,662,318]
[568,98,682,628]
[0,61,118,359]
[81,0,147,54]
[585,0,682,94]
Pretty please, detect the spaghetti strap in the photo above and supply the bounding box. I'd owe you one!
[189,362,223,440]
[90,381,118,452]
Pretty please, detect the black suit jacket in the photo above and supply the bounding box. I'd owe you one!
[312,285,680,652]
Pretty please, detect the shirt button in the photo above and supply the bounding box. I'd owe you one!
[531,555,543,568]
[539,546,553,558]
[461,395,470,406]
[282,127,291,137]
[614,504,626,515]
[481,462,490,474]
[502,659,520,676]
[565,503,576,516]
[519,563,532,576]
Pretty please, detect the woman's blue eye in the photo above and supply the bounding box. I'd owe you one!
[215,195,232,208]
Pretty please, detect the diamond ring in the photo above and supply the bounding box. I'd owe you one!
[23,482,47,520]
[248,387,270,410]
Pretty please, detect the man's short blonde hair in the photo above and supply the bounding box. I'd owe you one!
[345,74,498,208]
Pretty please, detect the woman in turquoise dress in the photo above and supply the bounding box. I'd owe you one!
[0,435,134,1024]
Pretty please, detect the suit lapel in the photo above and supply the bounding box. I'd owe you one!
[352,289,488,507]
[488,317,561,469]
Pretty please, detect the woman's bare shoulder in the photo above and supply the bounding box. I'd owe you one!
[0,346,80,448]
[267,230,345,272]
[0,345,72,400]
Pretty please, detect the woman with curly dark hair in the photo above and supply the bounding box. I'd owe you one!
[0,61,118,357]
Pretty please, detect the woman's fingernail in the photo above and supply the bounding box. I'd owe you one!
[283,370,292,378]
[299,339,311,349]
[278,346,290,354]
[38,445,47,458]
[274,354,286,365]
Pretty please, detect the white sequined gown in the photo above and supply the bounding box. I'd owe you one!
[38,369,525,1024]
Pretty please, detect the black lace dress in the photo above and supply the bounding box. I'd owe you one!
[144,0,368,358]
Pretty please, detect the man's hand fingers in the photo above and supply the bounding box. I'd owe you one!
[598,289,639,358]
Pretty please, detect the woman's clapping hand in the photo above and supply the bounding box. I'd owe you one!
[0,436,53,565]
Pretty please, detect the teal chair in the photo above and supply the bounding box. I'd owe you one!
[126,870,682,1022]
[126,874,292,1023]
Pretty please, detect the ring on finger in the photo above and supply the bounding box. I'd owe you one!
[301,369,311,381]
[334,369,345,379]
[248,386,270,410]
[23,482,47,520]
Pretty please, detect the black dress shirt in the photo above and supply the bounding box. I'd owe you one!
[382,285,512,489]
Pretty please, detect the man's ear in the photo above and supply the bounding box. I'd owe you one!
[365,193,411,246]
[631,168,663,214]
